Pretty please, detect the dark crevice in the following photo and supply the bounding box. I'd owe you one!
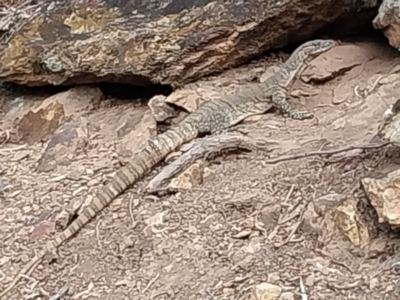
[1,79,173,103]
[97,82,172,100]
[0,6,393,105]
[272,29,388,57]
[0,81,70,98]
[236,7,381,67]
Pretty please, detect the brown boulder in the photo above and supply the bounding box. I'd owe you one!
[13,86,103,144]
[0,0,379,87]
[373,0,400,50]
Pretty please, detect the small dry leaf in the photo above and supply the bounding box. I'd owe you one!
[145,211,165,227]
[305,273,315,286]
[223,288,235,295]
[369,278,379,290]
[115,279,136,287]
[232,228,252,239]
[72,281,94,299]
[246,282,282,300]
[11,151,31,162]
[0,257,10,266]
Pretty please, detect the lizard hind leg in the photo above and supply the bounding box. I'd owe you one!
[272,88,314,120]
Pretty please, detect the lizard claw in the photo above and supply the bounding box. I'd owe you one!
[287,110,314,120]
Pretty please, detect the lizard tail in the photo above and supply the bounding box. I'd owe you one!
[0,122,198,297]
[52,122,198,247]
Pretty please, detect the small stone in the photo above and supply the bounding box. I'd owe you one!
[203,167,214,179]
[148,94,177,122]
[22,205,32,214]
[246,282,282,300]
[223,288,235,295]
[267,272,280,284]
[369,278,379,290]
[332,194,370,248]
[88,178,101,186]
[67,168,85,181]
[279,292,295,300]
[305,274,315,286]
[168,161,204,190]
[385,284,394,292]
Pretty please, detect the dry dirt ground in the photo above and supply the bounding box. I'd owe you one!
[2,36,400,300]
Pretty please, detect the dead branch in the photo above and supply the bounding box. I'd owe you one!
[146,132,274,193]
[49,283,70,300]
[263,142,390,165]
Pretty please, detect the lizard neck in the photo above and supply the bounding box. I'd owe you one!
[261,43,311,91]
[277,49,310,87]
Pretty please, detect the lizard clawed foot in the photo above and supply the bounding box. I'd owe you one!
[285,109,314,120]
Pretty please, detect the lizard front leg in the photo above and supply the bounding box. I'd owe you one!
[272,87,314,120]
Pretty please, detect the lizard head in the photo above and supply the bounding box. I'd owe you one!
[301,39,338,57]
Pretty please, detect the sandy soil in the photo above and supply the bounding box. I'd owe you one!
[1,37,400,300]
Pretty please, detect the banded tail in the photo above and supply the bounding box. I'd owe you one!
[0,122,198,297]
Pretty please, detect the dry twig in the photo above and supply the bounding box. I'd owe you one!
[49,283,70,300]
[263,142,390,164]
[142,272,160,294]
[146,132,274,193]
[275,204,307,247]
[299,276,308,300]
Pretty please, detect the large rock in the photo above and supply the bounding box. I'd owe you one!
[361,169,400,229]
[13,86,103,144]
[0,0,379,87]
[373,0,400,50]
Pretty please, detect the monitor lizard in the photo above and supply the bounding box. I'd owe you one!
[0,38,337,297]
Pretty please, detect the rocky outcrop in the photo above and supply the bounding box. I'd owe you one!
[0,0,380,87]
[373,0,400,50]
